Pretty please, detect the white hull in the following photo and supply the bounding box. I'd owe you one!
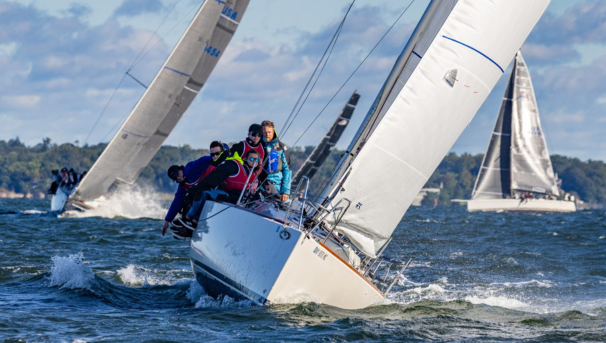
[50,187,69,213]
[189,201,385,309]
[467,198,576,213]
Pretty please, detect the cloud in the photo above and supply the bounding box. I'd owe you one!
[113,0,164,18]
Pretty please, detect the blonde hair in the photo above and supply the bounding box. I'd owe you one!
[261,120,274,128]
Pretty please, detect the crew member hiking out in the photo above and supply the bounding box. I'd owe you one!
[160,141,227,236]
[261,120,292,203]
[170,150,261,239]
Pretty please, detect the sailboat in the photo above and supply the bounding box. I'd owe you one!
[467,52,576,213]
[292,92,360,186]
[51,0,250,213]
[189,0,550,309]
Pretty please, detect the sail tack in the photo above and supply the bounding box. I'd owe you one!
[73,0,249,202]
[326,0,551,256]
[293,92,360,185]
[473,52,559,199]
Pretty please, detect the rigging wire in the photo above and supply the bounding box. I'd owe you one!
[290,0,416,148]
[98,3,202,144]
[82,0,186,145]
[280,0,356,140]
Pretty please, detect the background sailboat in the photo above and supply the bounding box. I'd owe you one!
[189,0,551,309]
[468,52,576,212]
[51,0,250,213]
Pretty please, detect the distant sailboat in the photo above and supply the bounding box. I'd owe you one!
[467,52,576,213]
[292,92,360,186]
[189,0,550,309]
[51,0,250,213]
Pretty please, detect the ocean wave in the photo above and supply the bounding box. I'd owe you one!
[185,281,253,309]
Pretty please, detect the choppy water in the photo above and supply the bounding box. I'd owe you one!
[1,194,605,342]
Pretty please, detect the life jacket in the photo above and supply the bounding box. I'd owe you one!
[221,158,249,193]
[242,139,265,162]
[266,140,290,174]
[182,166,215,190]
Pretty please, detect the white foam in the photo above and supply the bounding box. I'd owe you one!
[117,264,175,286]
[62,186,166,219]
[185,281,254,308]
[490,279,553,288]
[599,236,605,240]
[21,209,46,214]
[465,295,528,309]
[48,252,95,290]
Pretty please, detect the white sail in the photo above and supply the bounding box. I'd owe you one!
[509,52,559,195]
[73,0,249,202]
[327,0,550,256]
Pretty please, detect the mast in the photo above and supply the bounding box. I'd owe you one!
[320,0,451,202]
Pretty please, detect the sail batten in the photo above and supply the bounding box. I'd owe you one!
[325,0,550,257]
[72,0,249,202]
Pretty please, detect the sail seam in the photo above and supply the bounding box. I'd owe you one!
[441,35,504,73]
[374,144,428,181]
[220,14,239,25]
[121,129,151,139]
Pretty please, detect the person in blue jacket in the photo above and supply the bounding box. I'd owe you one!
[261,120,291,203]
[161,141,226,236]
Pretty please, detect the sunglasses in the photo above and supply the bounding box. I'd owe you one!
[210,151,222,157]
[248,157,259,162]
[249,132,262,138]
[169,170,180,181]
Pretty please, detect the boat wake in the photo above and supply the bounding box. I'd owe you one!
[62,186,166,219]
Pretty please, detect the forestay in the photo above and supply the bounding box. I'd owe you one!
[292,92,360,185]
[73,0,249,202]
[326,0,551,256]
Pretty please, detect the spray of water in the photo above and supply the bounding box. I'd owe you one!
[48,252,96,291]
[62,186,167,219]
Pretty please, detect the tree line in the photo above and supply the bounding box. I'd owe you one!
[1,138,604,204]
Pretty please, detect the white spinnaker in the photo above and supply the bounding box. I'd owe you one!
[73,0,249,202]
[329,0,550,257]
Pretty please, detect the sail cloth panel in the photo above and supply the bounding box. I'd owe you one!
[293,92,360,185]
[73,0,249,202]
[329,0,550,257]
[510,52,559,195]
[472,62,515,199]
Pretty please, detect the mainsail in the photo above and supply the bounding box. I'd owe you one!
[292,92,360,186]
[472,52,559,199]
[322,0,550,256]
[73,0,249,202]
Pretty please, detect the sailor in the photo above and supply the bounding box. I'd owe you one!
[68,168,79,186]
[59,167,70,187]
[160,142,223,236]
[261,120,292,203]
[230,124,265,163]
[79,171,87,182]
[47,170,60,195]
[172,150,261,233]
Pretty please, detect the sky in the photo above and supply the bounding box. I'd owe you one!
[1,0,605,161]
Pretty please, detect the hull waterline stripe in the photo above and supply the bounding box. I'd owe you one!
[191,259,268,305]
[164,66,191,77]
[442,36,504,73]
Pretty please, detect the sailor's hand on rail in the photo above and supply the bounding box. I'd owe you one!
[281,194,289,203]
[161,221,169,236]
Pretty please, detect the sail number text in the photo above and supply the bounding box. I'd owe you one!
[222,6,238,20]
[204,45,221,58]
